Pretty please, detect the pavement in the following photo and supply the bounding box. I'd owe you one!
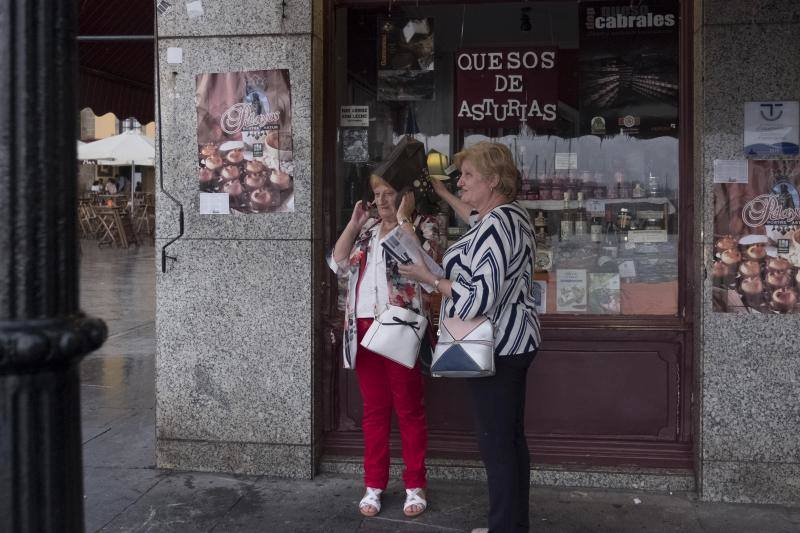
[79,243,800,532]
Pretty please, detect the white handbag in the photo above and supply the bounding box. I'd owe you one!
[431,315,495,377]
[360,305,428,368]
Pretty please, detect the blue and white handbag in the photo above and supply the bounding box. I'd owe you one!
[431,315,495,378]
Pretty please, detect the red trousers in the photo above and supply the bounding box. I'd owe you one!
[355,318,427,490]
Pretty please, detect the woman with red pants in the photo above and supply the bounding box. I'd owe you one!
[328,140,441,518]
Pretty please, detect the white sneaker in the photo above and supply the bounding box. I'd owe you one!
[471,529,489,533]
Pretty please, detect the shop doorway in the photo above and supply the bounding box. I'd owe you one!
[318,0,694,471]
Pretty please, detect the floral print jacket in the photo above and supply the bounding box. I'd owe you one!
[327,214,442,369]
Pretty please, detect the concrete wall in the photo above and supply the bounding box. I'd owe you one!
[154,0,321,478]
[697,0,800,505]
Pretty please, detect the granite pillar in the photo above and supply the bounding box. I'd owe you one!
[154,0,322,478]
[697,0,800,505]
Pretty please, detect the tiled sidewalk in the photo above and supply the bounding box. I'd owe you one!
[79,244,799,532]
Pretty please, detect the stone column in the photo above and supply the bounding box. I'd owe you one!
[0,0,107,531]
[154,0,322,477]
[697,0,800,505]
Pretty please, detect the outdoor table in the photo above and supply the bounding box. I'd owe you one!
[131,192,155,236]
[94,206,138,248]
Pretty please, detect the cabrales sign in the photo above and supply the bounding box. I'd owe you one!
[584,5,676,30]
[455,47,558,128]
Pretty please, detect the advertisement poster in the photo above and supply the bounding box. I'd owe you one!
[533,279,547,314]
[744,101,800,156]
[588,273,621,313]
[578,0,679,137]
[196,70,294,214]
[377,17,435,101]
[455,47,558,130]
[342,129,369,163]
[556,269,588,312]
[712,159,800,313]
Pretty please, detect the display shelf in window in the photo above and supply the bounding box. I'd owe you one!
[519,196,676,214]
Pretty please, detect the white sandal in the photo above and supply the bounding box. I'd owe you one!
[403,487,427,517]
[359,487,383,517]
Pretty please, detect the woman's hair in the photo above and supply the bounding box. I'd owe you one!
[369,174,394,191]
[453,141,519,200]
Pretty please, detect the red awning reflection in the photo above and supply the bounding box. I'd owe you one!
[79,0,154,123]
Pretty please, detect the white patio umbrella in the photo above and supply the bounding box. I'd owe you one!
[78,130,155,204]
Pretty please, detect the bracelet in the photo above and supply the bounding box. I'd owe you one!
[398,217,411,226]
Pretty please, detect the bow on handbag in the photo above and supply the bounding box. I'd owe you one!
[385,316,421,330]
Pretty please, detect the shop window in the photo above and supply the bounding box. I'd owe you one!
[332,0,681,317]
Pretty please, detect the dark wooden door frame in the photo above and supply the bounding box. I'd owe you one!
[318,0,695,470]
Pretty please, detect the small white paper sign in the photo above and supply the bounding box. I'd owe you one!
[340,106,369,127]
[199,193,230,215]
[713,159,748,184]
[586,199,605,212]
[555,152,578,170]
[628,230,668,243]
[744,101,799,156]
[533,280,547,314]
[186,0,204,18]
[618,260,637,278]
[166,47,183,64]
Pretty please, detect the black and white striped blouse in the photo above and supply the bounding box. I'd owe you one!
[441,202,542,356]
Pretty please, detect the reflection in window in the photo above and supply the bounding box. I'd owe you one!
[333,1,681,316]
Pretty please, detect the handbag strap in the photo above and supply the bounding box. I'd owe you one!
[438,313,494,338]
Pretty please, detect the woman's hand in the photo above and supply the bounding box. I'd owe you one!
[426,175,473,224]
[349,200,371,229]
[429,176,449,198]
[398,261,436,286]
[334,200,370,264]
[397,191,415,221]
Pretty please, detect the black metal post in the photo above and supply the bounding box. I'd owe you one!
[0,1,107,531]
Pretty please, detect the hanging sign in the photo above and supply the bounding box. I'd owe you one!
[455,47,559,129]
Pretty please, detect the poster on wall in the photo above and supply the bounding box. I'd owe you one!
[342,129,369,163]
[532,279,547,314]
[588,272,621,314]
[455,47,559,130]
[195,69,294,214]
[556,269,588,313]
[712,159,800,313]
[578,0,679,138]
[744,101,800,156]
[377,17,435,101]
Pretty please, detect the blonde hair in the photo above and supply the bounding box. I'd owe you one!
[453,142,519,200]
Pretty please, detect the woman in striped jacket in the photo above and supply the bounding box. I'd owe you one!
[399,141,540,533]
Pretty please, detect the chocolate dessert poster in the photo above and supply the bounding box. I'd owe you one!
[712,159,800,313]
[196,70,294,214]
